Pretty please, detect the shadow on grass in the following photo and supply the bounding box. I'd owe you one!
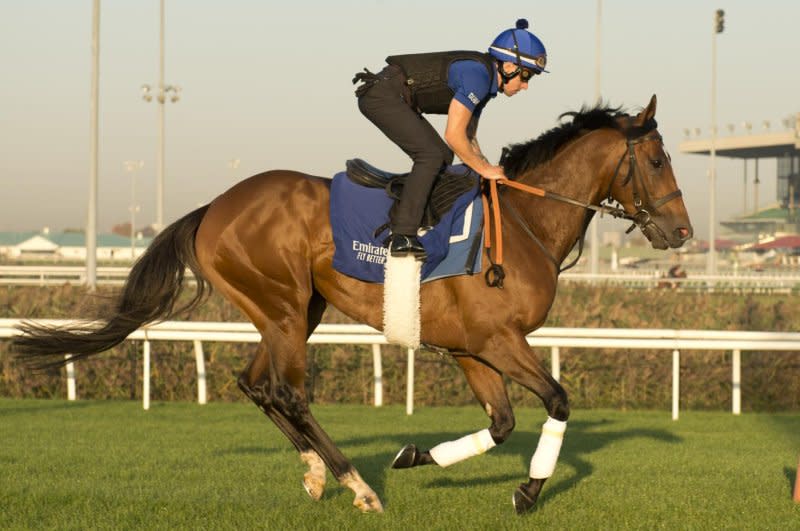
[193,414,683,511]
[531,420,682,509]
[331,418,682,509]
[784,466,797,500]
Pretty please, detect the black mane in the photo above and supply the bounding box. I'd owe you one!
[501,104,636,179]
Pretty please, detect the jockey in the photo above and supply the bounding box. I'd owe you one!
[353,18,547,260]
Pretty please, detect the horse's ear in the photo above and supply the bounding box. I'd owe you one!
[634,94,658,126]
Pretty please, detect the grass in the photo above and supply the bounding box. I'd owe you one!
[0,399,798,530]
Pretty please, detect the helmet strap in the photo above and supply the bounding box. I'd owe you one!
[498,61,521,85]
[511,29,523,68]
[497,28,524,90]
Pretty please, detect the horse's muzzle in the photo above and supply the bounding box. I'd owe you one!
[643,220,693,250]
[662,225,693,249]
[673,226,693,244]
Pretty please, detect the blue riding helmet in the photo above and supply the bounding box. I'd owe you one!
[489,18,548,73]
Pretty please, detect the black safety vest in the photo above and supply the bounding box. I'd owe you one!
[385,51,496,114]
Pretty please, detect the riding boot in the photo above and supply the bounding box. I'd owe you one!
[388,233,427,261]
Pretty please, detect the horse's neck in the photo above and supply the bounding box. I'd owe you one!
[513,130,620,266]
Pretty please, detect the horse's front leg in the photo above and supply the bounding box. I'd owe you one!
[392,355,514,470]
[478,333,570,514]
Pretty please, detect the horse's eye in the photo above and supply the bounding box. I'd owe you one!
[650,158,663,169]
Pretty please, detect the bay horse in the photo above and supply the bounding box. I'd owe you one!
[14,95,692,514]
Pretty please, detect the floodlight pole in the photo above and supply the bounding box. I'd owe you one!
[707,9,724,276]
[142,0,180,233]
[86,0,100,291]
[157,0,167,231]
[124,161,143,260]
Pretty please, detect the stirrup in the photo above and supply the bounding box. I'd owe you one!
[388,234,427,261]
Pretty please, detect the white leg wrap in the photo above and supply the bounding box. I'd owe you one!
[529,417,567,479]
[382,254,421,349]
[429,428,497,467]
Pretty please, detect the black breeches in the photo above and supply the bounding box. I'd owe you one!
[357,66,453,235]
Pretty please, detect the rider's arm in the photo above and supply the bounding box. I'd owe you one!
[444,99,506,180]
[466,114,481,152]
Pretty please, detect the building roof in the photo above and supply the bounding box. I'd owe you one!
[0,232,152,249]
[678,128,799,159]
[742,207,794,220]
[0,232,39,246]
[744,235,800,251]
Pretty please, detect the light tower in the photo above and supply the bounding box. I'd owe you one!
[141,0,180,232]
[707,8,724,275]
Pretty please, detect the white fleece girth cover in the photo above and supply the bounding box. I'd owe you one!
[382,254,421,349]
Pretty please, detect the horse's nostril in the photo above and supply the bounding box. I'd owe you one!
[675,227,692,240]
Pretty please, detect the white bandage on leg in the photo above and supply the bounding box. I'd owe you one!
[383,254,421,349]
[529,417,567,479]
[429,428,497,467]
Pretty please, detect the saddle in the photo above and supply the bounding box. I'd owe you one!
[345,159,479,229]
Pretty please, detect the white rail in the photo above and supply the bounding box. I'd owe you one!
[3,265,800,290]
[2,319,799,419]
[0,266,133,286]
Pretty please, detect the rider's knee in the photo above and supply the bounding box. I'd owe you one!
[440,147,454,166]
[357,95,375,117]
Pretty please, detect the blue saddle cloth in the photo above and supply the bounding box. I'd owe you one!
[330,164,483,283]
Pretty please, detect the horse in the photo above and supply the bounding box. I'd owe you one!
[14,95,692,515]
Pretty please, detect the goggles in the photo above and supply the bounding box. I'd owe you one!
[501,64,540,84]
[519,66,539,82]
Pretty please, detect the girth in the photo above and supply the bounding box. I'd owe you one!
[345,158,478,228]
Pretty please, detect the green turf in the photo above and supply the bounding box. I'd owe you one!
[1,399,798,530]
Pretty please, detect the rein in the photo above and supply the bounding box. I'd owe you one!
[482,130,683,287]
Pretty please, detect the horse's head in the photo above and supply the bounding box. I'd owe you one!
[606,95,693,250]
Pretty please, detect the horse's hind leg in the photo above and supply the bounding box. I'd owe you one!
[238,300,382,513]
[237,290,330,502]
[237,341,327,501]
[393,355,514,469]
[264,331,383,512]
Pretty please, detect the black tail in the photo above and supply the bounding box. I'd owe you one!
[13,205,211,369]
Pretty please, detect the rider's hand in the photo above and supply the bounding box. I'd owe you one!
[481,165,507,181]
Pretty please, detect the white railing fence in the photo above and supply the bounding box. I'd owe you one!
[2,319,799,419]
[3,265,800,291]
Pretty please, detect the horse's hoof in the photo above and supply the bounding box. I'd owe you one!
[512,479,544,515]
[300,450,326,500]
[302,472,325,501]
[391,444,419,469]
[353,492,384,513]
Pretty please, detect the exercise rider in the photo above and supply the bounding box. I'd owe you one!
[353,18,548,260]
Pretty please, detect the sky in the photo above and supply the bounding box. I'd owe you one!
[1,0,798,241]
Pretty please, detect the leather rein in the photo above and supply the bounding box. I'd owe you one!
[482,130,683,287]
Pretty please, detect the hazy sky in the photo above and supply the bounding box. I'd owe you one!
[1,1,798,240]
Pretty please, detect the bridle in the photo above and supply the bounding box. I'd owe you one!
[605,129,683,239]
[486,126,683,284]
